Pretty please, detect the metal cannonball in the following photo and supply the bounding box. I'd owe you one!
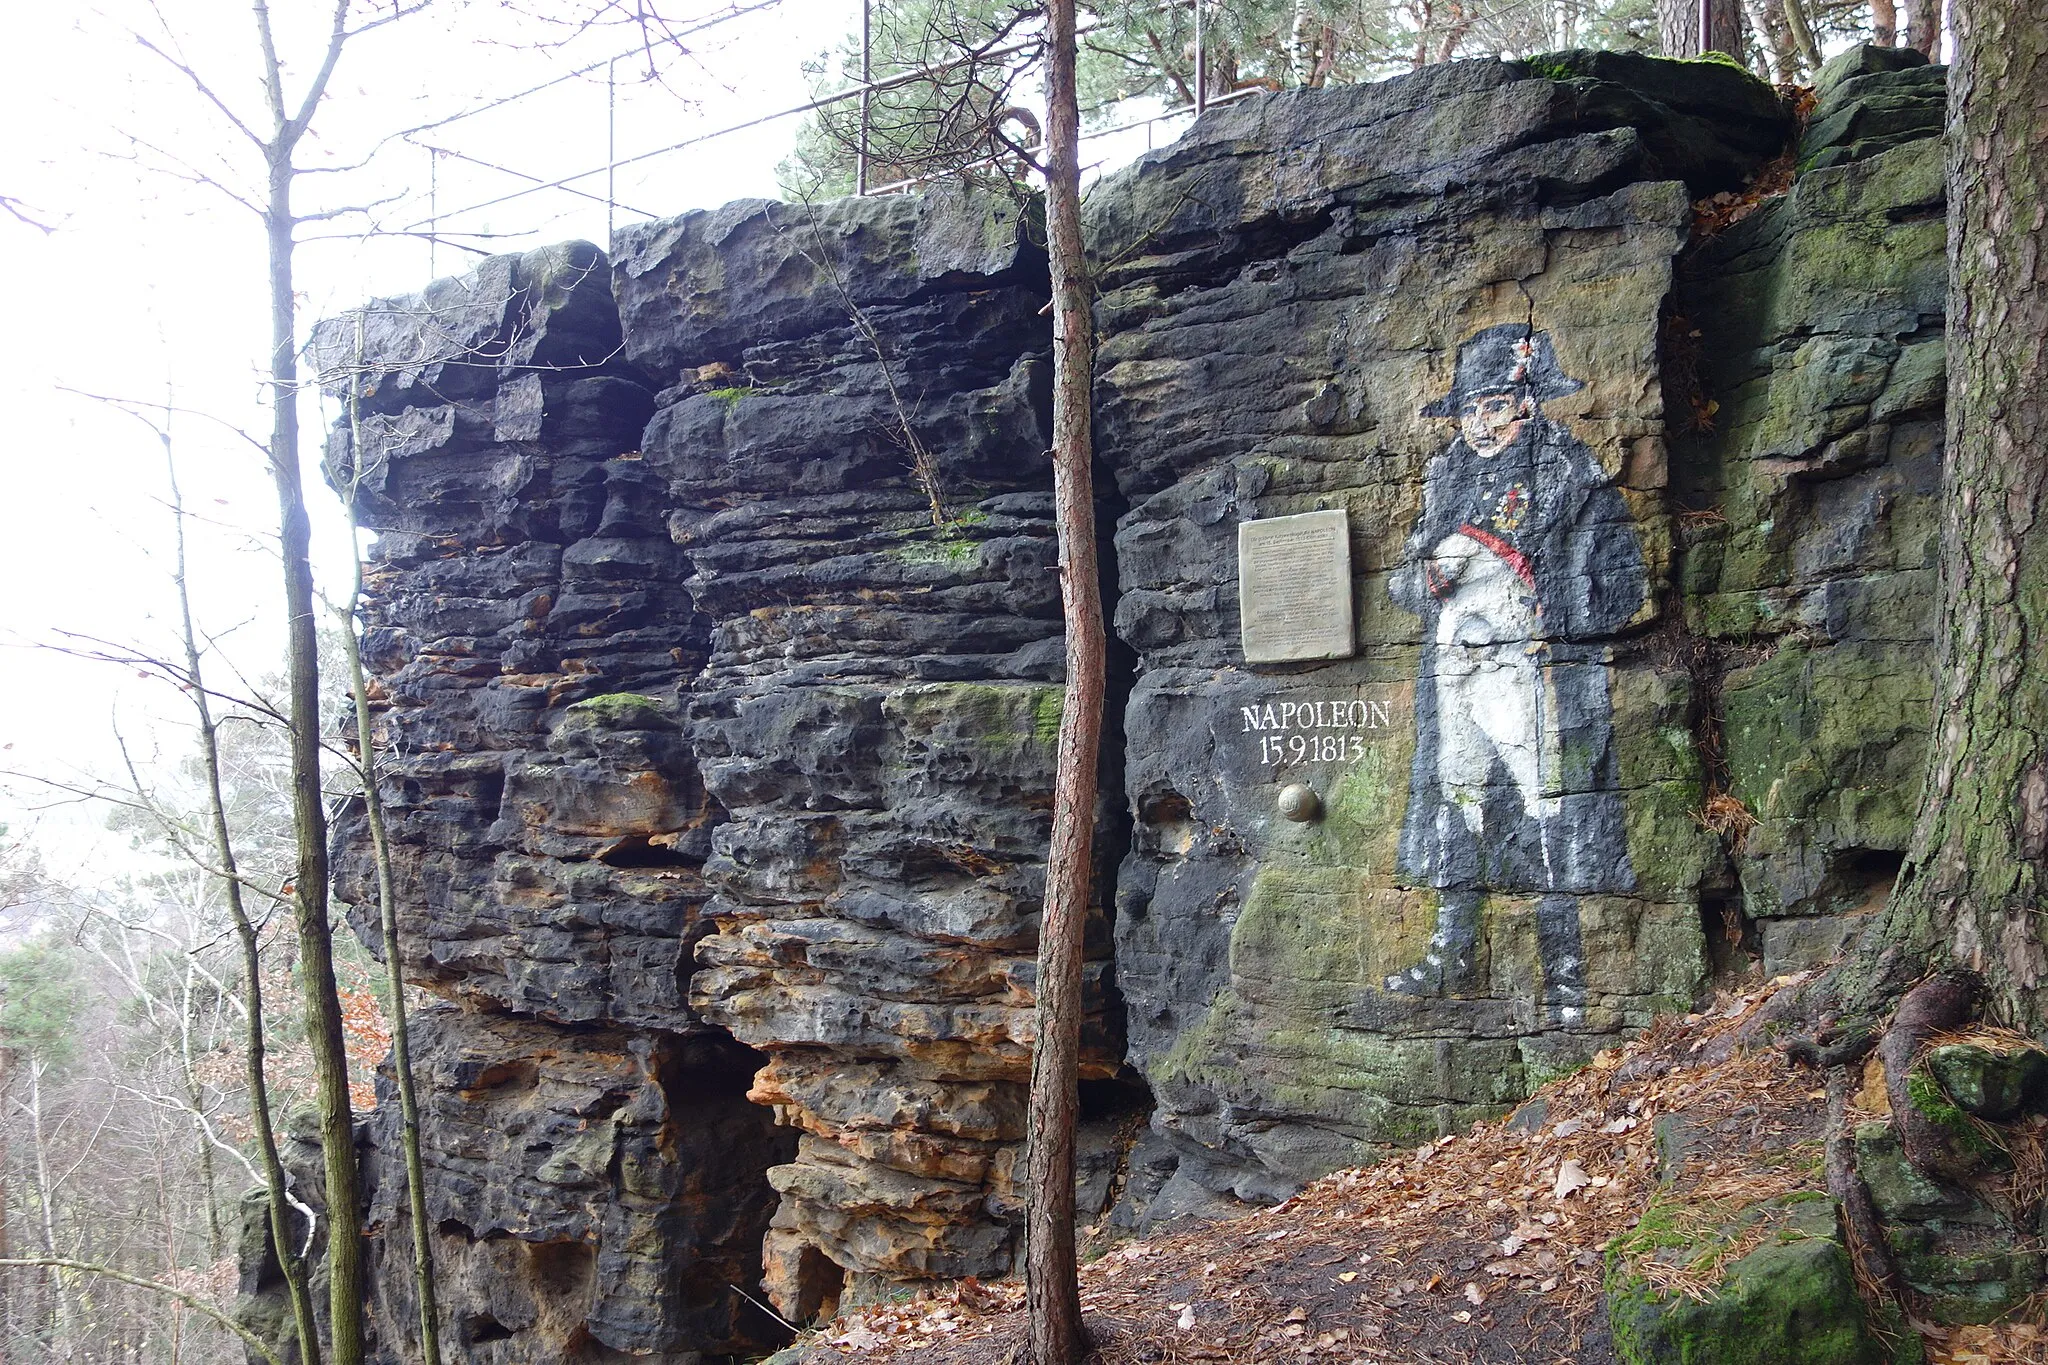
[1276,783,1321,823]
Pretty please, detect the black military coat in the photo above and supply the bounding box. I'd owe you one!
[1388,415,1646,895]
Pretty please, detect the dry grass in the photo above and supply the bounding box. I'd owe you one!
[1695,792,1759,850]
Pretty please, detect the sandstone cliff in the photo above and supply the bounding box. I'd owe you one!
[251,44,1971,1363]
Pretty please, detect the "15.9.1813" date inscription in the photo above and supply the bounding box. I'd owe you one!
[1239,696,1398,767]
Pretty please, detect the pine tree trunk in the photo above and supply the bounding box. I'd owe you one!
[1859,0,2048,1031]
[1707,0,1741,56]
[1024,0,1103,1354]
[1658,0,1699,55]
[1902,0,1939,54]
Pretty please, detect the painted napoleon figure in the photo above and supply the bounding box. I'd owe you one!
[1386,324,1645,1023]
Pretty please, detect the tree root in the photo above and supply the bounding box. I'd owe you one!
[1823,1062,1906,1301]
[1782,1020,1879,1071]
[1788,970,1984,1319]
[1878,970,1980,1176]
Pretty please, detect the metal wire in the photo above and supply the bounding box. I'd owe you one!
[860,84,1257,197]
[410,140,660,220]
[406,0,1200,235]
[399,24,1057,231]
[388,0,792,143]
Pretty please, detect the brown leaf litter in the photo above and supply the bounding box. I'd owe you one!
[776,975,2048,1364]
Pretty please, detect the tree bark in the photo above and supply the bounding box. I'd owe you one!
[1902,0,1939,54]
[1872,0,1897,47]
[1854,0,2048,1031]
[1660,0,1741,57]
[1024,0,1102,1356]
[1658,0,1700,55]
[1707,0,1742,57]
[266,152,367,1365]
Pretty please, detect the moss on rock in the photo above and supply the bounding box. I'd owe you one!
[1924,1042,2048,1121]
[565,691,674,728]
[1606,1198,1888,1365]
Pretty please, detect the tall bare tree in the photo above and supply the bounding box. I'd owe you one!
[253,2,375,1351]
[134,1,434,1357]
[1023,0,1103,1358]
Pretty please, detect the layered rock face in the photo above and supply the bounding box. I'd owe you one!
[281,47,1965,1361]
[1090,54,1783,1209]
[1675,45,1947,973]
[314,241,797,1363]
[305,191,1125,1354]
[1086,49,1947,1217]
[608,192,1122,1309]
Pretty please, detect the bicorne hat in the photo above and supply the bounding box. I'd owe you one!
[1420,324,1584,417]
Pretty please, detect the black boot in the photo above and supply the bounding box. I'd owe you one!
[1535,893,1586,1025]
[1385,890,1481,997]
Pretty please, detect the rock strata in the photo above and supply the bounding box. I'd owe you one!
[257,48,1988,1363]
[1674,49,1946,967]
[305,240,794,1363]
[610,188,1125,1310]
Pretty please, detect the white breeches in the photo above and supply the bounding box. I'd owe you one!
[1430,535,1561,835]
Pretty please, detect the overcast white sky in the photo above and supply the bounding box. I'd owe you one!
[0,0,857,881]
[0,0,1178,885]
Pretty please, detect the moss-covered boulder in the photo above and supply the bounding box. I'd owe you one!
[1887,1225,2047,1326]
[1607,1207,1887,1365]
[1854,1123,1984,1224]
[1924,1042,2048,1121]
[1802,47,1945,172]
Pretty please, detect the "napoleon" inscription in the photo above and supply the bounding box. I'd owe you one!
[1239,693,1398,766]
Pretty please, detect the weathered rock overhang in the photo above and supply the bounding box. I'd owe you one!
[284,43,1950,1362]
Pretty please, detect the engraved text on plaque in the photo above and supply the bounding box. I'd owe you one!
[1237,508,1355,663]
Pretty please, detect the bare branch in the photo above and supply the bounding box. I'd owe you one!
[56,386,271,459]
[1,194,56,233]
[130,29,267,150]
[0,1259,288,1365]
[284,0,369,147]
[294,187,408,226]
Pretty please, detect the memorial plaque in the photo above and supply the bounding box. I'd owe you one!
[1237,509,1355,663]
